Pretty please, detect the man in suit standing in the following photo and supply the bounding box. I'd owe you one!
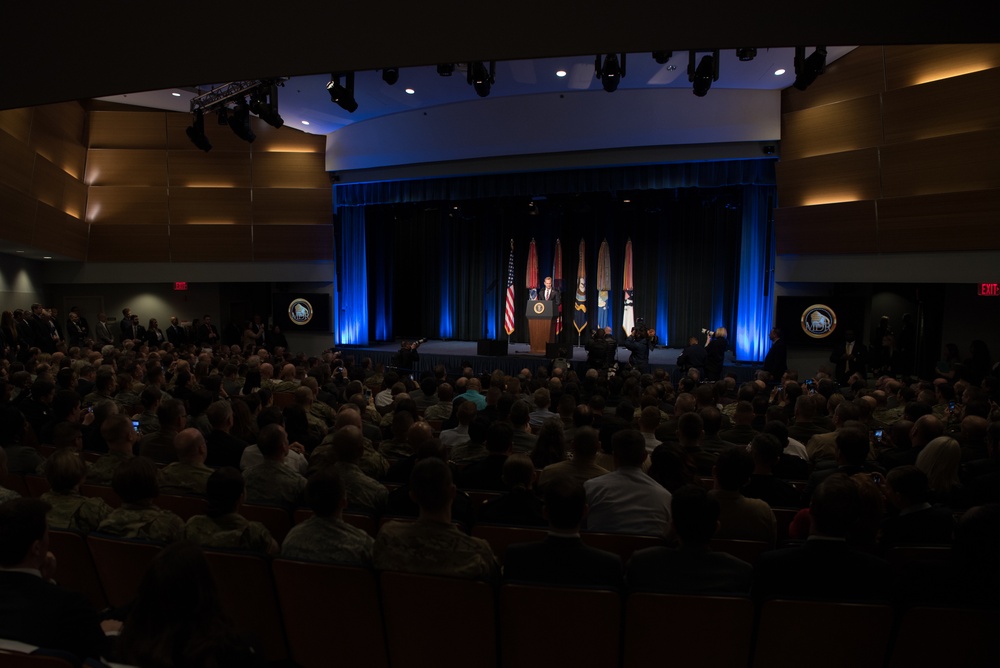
[762,327,787,385]
[166,315,187,346]
[0,498,110,661]
[503,477,622,588]
[197,314,219,348]
[541,275,560,305]
[95,312,115,346]
[830,329,867,387]
[119,307,133,340]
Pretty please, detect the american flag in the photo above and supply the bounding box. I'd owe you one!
[504,241,516,335]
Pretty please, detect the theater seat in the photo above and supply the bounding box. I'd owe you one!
[0,645,78,668]
[152,494,209,521]
[23,475,50,497]
[753,599,893,668]
[86,534,162,608]
[380,571,496,668]
[272,559,387,668]
[272,392,296,408]
[888,606,1000,668]
[47,529,108,611]
[708,538,771,564]
[239,503,292,543]
[203,549,287,663]
[500,583,621,668]
[623,593,753,668]
[580,532,663,562]
[471,524,548,565]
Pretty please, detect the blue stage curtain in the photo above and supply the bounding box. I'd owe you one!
[734,186,777,362]
[336,207,369,345]
[334,160,775,207]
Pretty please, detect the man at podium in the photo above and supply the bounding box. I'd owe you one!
[540,276,560,305]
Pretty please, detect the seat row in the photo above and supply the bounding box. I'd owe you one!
[40,530,1000,668]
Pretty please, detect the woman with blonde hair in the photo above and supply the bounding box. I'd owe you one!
[915,436,968,509]
[705,326,729,381]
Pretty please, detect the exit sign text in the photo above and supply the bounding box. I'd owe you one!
[174,282,188,291]
[979,283,999,296]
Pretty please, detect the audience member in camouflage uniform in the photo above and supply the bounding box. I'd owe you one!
[282,468,374,565]
[448,418,491,464]
[114,373,141,412]
[183,467,278,554]
[85,414,137,485]
[159,428,214,496]
[135,385,162,436]
[97,457,184,542]
[139,399,186,464]
[37,423,90,477]
[312,407,389,480]
[243,424,307,510]
[379,410,417,459]
[41,448,112,532]
[423,383,456,422]
[324,426,388,515]
[374,458,498,580]
[302,378,336,428]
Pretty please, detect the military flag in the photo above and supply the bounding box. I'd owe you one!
[596,239,611,330]
[573,239,588,337]
[622,237,635,336]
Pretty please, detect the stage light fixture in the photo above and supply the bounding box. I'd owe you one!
[185,110,212,152]
[595,53,626,92]
[227,100,256,143]
[250,83,283,128]
[468,60,495,97]
[688,49,719,97]
[382,68,399,85]
[793,46,827,90]
[326,72,359,113]
[652,51,673,64]
[736,47,757,62]
[216,107,229,125]
[436,63,455,76]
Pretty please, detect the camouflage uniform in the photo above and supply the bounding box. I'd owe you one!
[281,516,374,566]
[422,401,454,422]
[159,461,214,496]
[137,409,161,436]
[310,401,337,429]
[243,460,307,510]
[139,431,179,464]
[2,445,44,475]
[183,513,276,553]
[85,451,132,486]
[311,439,390,481]
[97,502,185,542]
[873,406,903,427]
[379,438,414,459]
[373,518,498,580]
[0,486,21,503]
[266,379,299,394]
[115,390,141,411]
[449,442,489,464]
[41,490,113,533]
[334,462,388,514]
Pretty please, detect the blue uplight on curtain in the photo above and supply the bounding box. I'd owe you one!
[735,186,776,362]
[439,225,454,339]
[336,207,369,345]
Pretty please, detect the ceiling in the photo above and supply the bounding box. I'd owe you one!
[97,48,856,136]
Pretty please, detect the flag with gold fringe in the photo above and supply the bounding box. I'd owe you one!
[504,240,516,336]
[622,237,634,336]
[573,239,588,336]
[596,239,611,330]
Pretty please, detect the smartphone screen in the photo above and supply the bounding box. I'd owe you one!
[132,419,140,433]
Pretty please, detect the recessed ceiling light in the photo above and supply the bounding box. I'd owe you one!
[43,256,52,259]
[556,70,567,78]
[774,68,786,76]
[405,88,416,95]
[172,92,181,97]
[16,250,24,253]
[301,120,310,125]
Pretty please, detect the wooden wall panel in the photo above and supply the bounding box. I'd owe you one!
[252,124,325,154]
[775,148,880,207]
[64,178,88,220]
[169,188,253,225]
[33,205,88,259]
[0,107,33,143]
[884,44,1000,90]
[86,186,169,225]
[880,129,1000,198]
[877,190,1000,252]
[253,225,334,261]
[774,201,878,254]
[782,46,886,114]
[0,183,37,244]
[252,152,329,189]
[780,95,883,161]
[0,129,36,193]
[252,189,332,225]
[29,132,87,180]
[30,157,70,210]
[88,225,171,262]
[167,151,252,188]
[32,103,86,143]
[170,225,253,262]
[883,69,1000,144]
[88,110,167,149]
[85,149,168,186]
[164,112,255,153]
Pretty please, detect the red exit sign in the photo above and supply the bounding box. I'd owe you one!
[979,283,1000,296]
[174,282,188,291]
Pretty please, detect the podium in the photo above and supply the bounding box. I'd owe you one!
[525,300,557,354]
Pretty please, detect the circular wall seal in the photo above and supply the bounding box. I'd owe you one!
[288,298,314,326]
[800,304,837,339]
[533,302,546,314]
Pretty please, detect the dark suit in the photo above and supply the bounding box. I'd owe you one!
[762,337,787,383]
[718,424,759,446]
[540,286,560,306]
[676,343,707,375]
[504,535,622,589]
[753,538,891,601]
[166,323,187,346]
[627,545,753,595]
[743,474,802,509]
[705,337,728,381]
[477,487,546,527]
[829,340,867,386]
[0,571,108,660]
[197,323,219,347]
[204,430,248,468]
[880,505,955,548]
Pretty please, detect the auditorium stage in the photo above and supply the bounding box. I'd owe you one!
[335,340,758,383]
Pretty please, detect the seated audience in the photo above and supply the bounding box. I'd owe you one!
[41,448,112,532]
[86,413,136,485]
[503,477,622,588]
[183,467,279,555]
[97,457,184,542]
[242,424,307,510]
[457,421,513,491]
[327,425,388,515]
[1,405,43,474]
[709,446,777,545]
[627,484,753,595]
[915,435,969,509]
[374,458,499,580]
[281,468,375,565]
[537,426,609,489]
[742,433,802,508]
[204,400,248,468]
[138,398,186,463]
[159,428,215,496]
[880,465,955,549]
[478,454,546,527]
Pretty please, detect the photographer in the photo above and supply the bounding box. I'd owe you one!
[586,328,610,371]
[704,327,728,381]
[394,338,425,375]
[624,319,657,372]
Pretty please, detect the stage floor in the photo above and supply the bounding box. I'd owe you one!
[336,339,755,382]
